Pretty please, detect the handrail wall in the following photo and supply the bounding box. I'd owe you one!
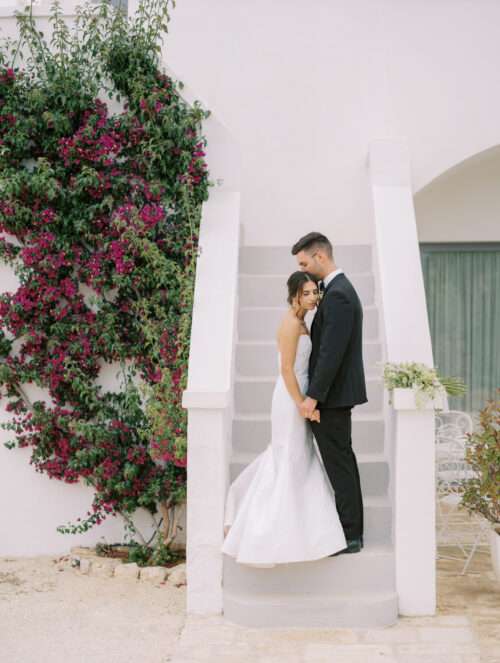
[369,138,436,616]
[181,105,241,614]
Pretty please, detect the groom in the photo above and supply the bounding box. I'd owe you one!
[292,232,367,555]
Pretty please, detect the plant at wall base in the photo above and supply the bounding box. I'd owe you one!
[461,392,500,532]
[382,361,466,409]
[0,0,210,555]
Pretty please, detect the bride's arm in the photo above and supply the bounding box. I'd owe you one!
[277,317,305,407]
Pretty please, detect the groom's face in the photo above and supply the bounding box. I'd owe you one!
[295,249,322,279]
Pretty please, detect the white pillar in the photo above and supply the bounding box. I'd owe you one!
[182,398,232,614]
[392,388,437,615]
[182,191,241,614]
[369,139,434,365]
[164,55,242,614]
[369,139,436,616]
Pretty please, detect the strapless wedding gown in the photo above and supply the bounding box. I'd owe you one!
[221,333,347,567]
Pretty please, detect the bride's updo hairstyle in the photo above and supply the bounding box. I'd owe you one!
[286,271,318,306]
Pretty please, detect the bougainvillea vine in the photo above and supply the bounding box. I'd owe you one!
[0,0,210,550]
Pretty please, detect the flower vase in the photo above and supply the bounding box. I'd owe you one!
[391,387,447,411]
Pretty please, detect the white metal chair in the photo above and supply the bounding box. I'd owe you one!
[435,410,490,574]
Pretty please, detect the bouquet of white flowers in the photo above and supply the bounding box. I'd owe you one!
[382,361,466,409]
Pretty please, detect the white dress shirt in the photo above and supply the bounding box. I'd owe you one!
[322,268,344,289]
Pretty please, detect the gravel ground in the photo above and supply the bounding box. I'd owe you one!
[0,554,185,663]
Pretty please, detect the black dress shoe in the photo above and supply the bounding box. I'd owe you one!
[329,538,362,557]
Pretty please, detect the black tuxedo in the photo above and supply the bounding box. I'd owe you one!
[307,272,367,541]
[307,273,367,407]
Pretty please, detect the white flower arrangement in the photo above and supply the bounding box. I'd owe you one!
[382,361,466,410]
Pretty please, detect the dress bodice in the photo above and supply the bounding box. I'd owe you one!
[277,333,311,380]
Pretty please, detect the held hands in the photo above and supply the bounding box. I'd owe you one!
[299,396,319,422]
[309,409,321,423]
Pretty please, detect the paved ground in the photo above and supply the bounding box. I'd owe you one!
[437,546,500,663]
[169,613,481,663]
[0,545,498,663]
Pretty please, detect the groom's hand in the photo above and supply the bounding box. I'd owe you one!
[300,397,318,420]
[310,409,321,423]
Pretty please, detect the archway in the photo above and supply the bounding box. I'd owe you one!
[415,146,500,413]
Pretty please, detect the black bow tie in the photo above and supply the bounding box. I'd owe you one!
[319,281,325,293]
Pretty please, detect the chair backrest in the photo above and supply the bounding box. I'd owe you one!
[435,410,476,491]
[435,410,474,437]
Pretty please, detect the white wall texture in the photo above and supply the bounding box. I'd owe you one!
[162,0,500,246]
[415,145,500,243]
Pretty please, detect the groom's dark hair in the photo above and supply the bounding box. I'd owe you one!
[291,232,333,258]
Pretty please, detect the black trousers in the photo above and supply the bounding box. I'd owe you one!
[310,406,364,541]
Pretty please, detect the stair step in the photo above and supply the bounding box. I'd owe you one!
[234,376,384,416]
[238,305,379,341]
[230,451,390,498]
[224,246,395,630]
[236,339,382,378]
[223,589,398,628]
[232,414,385,455]
[223,543,395,595]
[362,496,393,544]
[239,244,373,276]
[239,273,375,307]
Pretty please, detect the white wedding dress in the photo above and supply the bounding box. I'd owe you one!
[221,333,347,567]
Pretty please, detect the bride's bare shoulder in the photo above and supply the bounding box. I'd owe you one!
[277,310,301,340]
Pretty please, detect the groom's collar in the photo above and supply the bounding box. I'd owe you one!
[322,268,344,290]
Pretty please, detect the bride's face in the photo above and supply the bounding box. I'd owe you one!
[299,281,319,311]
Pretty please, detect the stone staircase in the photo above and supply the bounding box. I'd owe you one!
[222,245,398,628]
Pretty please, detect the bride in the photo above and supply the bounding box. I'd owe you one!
[221,271,347,567]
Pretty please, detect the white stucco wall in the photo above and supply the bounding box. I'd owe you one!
[415,146,500,243]
[160,0,500,246]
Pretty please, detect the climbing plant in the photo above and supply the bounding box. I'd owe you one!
[0,0,210,552]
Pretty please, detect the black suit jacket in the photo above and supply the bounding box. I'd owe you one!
[307,273,368,408]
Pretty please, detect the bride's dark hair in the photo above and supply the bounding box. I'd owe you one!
[286,271,318,305]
